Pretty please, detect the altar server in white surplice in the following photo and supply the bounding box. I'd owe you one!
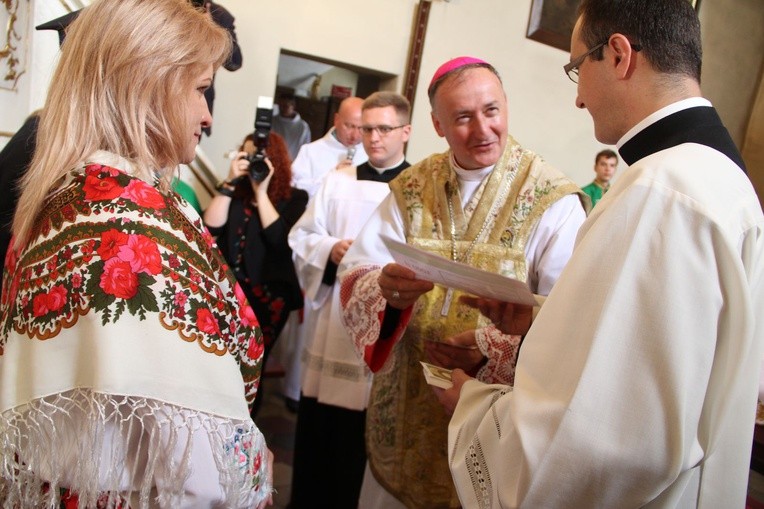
[280,97,368,410]
[288,92,412,509]
[440,1,764,508]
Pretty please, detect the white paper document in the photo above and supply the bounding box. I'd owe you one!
[381,235,537,306]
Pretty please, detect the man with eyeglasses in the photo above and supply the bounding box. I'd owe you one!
[442,1,764,507]
[288,92,412,508]
[337,57,586,509]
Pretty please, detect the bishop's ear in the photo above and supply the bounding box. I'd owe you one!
[431,111,446,138]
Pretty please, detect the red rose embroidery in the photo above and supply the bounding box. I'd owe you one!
[100,258,139,299]
[32,294,48,317]
[4,237,18,273]
[121,180,166,209]
[32,285,68,316]
[47,285,67,311]
[83,174,124,201]
[239,303,257,328]
[234,283,248,307]
[118,234,162,275]
[97,229,129,260]
[247,337,264,361]
[196,308,222,336]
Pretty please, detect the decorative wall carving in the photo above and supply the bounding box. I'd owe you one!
[0,0,29,91]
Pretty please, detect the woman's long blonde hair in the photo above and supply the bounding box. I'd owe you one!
[13,0,231,243]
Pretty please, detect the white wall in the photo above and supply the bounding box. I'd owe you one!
[201,0,607,187]
[5,0,761,192]
[0,0,66,150]
[201,0,416,181]
[0,0,32,148]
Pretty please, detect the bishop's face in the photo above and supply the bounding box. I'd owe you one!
[430,67,508,170]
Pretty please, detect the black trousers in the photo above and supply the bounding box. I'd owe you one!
[290,395,367,509]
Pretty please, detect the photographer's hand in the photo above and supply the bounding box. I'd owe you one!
[254,159,278,229]
[203,151,249,228]
[227,151,250,183]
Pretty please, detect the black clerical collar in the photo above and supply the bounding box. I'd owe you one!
[618,106,746,173]
[357,160,410,183]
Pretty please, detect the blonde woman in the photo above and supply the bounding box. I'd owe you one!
[0,0,272,507]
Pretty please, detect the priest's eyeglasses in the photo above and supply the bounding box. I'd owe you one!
[564,40,642,83]
[564,41,607,83]
[360,125,406,136]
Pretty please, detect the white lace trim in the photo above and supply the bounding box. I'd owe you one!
[340,266,385,357]
[0,388,271,508]
[474,325,522,385]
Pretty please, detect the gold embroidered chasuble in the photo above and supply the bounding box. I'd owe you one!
[368,136,581,508]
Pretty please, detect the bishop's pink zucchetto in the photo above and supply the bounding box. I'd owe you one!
[427,56,490,95]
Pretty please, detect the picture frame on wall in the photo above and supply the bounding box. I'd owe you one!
[527,0,703,52]
[526,0,579,52]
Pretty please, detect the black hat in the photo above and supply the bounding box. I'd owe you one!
[35,10,81,45]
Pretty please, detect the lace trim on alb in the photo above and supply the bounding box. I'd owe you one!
[303,348,372,382]
[339,266,384,355]
[466,437,493,509]
[474,325,522,385]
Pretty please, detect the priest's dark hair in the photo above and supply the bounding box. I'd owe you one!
[577,0,702,83]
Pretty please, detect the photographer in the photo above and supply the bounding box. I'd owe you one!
[204,132,308,417]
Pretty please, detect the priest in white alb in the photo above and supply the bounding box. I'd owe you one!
[288,92,413,509]
[440,2,764,507]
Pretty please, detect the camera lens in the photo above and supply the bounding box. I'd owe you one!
[247,153,269,183]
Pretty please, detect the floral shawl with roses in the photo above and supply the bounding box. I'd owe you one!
[0,152,271,508]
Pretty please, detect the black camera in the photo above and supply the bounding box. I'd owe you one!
[246,97,274,183]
